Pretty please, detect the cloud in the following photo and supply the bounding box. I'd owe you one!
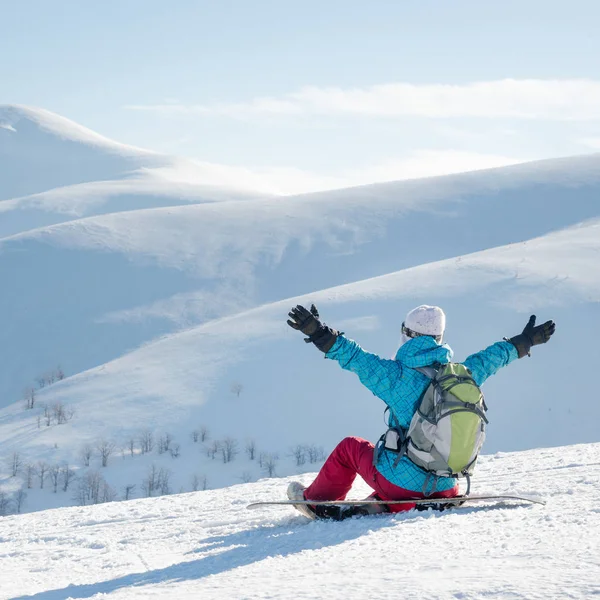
[154,150,523,195]
[126,79,600,121]
[342,150,522,186]
[578,137,600,149]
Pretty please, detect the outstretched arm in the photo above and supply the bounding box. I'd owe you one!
[463,341,518,386]
[287,304,407,407]
[464,315,556,386]
[325,335,406,408]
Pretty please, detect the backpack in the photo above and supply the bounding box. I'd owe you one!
[379,363,488,493]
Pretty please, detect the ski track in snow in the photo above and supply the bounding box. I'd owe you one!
[1,443,599,600]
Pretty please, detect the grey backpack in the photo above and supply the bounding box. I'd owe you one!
[380,363,488,492]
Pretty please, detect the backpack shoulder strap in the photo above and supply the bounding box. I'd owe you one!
[414,365,440,380]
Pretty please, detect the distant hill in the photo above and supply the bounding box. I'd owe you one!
[0,104,270,238]
[0,104,161,201]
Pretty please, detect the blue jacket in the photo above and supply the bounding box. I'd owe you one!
[325,334,519,494]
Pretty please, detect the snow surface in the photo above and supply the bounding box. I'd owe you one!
[0,442,599,599]
[1,106,599,519]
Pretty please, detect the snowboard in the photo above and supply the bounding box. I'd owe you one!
[247,494,545,518]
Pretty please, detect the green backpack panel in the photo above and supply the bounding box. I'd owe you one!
[406,363,488,477]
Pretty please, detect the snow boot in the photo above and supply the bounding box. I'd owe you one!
[287,482,317,520]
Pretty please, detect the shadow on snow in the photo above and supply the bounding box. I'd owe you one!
[14,503,527,599]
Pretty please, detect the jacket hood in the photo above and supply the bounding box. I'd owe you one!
[394,335,453,368]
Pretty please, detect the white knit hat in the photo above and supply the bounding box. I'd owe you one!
[404,305,446,339]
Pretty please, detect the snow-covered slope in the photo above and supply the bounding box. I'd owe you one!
[1,107,599,518]
[2,215,597,478]
[1,152,598,406]
[0,105,270,238]
[0,105,161,201]
[1,442,598,600]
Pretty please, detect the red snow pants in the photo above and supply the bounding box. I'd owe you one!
[304,436,459,512]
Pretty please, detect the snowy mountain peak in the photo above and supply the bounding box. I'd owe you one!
[0,106,271,237]
[0,104,155,156]
[0,105,169,203]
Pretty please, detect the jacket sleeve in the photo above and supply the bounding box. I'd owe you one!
[463,340,519,386]
[325,335,404,407]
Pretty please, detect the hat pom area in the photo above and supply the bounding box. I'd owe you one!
[405,305,446,337]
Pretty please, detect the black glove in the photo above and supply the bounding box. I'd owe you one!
[508,315,556,358]
[287,304,338,353]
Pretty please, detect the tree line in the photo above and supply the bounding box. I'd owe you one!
[1,426,326,515]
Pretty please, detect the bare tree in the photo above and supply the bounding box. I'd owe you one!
[53,402,64,424]
[142,464,159,497]
[258,452,265,468]
[157,433,173,454]
[240,471,253,483]
[24,387,36,410]
[306,444,326,464]
[46,370,56,386]
[14,488,27,514]
[43,404,52,427]
[75,470,106,506]
[207,440,220,460]
[200,425,209,442]
[123,484,136,501]
[37,461,48,489]
[49,464,61,493]
[139,430,154,454]
[52,402,73,424]
[141,465,171,497]
[0,490,11,516]
[100,481,116,503]
[191,474,201,492]
[170,443,181,459]
[246,439,257,460]
[128,437,136,457]
[192,427,209,442]
[75,475,91,506]
[97,439,116,468]
[191,474,209,491]
[61,464,76,492]
[221,437,239,463]
[291,445,307,467]
[9,452,22,477]
[230,382,243,398]
[56,366,65,381]
[157,468,171,495]
[80,444,93,467]
[25,463,35,489]
[262,453,279,477]
[87,471,103,504]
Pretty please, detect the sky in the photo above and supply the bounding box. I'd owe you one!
[2,0,600,193]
